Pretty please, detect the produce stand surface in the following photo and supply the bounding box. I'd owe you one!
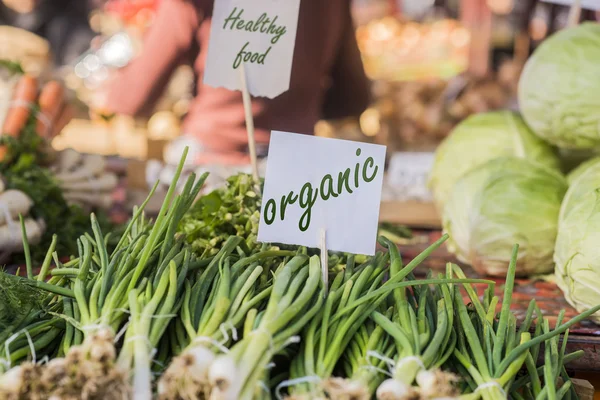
[400,229,600,375]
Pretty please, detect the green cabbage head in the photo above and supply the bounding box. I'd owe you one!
[444,157,567,277]
[555,157,600,322]
[518,23,600,149]
[428,111,559,210]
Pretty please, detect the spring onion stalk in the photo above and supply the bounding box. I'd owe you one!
[449,244,600,400]
[207,254,325,400]
[373,238,459,400]
[323,311,396,400]
[158,239,296,399]
[0,257,67,382]
[285,253,390,399]
[450,245,528,400]
[1,147,206,398]
[115,259,184,400]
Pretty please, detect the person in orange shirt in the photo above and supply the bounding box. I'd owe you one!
[101,0,371,166]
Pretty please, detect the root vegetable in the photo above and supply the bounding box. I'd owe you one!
[50,103,74,139]
[63,192,113,209]
[36,80,64,138]
[0,217,43,251]
[1,75,37,162]
[0,74,18,131]
[60,173,118,192]
[54,154,105,182]
[1,75,37,137]
[0,189,33,226]
[56,148,82,173]
[375,379,416,400]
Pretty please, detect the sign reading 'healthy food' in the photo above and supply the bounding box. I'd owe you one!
[258,132,387,255]
[203,0,301,98]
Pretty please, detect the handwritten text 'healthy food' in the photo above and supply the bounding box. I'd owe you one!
[223,7,287,69]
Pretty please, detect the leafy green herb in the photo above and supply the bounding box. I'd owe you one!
[0,60,24,76]
[178,173,262,257]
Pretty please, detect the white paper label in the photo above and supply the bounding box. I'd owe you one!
[384,152,435,202]
[541,0,600,10]
[258,132,387,256]
[203,0,301,98]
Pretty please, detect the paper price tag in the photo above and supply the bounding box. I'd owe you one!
[203,0,301,98]
[541,0,600,10]
[258,132,387,255]
[385,152,435,202]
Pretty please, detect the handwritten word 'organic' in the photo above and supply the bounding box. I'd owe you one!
[262,148,380,232]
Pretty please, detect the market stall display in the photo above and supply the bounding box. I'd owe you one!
[0,152,598,400]
[370,64,522,152]
[428,22,600,293]
[1,0,600,397]
[0,187,42,253]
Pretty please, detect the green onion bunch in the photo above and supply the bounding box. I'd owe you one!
[447,246,600,400]
[284,253,393,400]
[157,237,294,399]
[1,149,600,400]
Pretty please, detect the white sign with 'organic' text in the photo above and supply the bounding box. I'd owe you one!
[203,0,301,98]
[258,132,387,256]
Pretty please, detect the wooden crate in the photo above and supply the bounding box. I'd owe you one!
[379,200,441,229]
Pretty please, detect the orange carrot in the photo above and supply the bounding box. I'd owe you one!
[36,80,64,138]
[2,75,38,137]
[50,103,74,139]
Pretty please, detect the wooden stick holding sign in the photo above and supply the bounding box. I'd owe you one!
[320,228,329,298]
[567,0,582,27]
[238,63,261,193]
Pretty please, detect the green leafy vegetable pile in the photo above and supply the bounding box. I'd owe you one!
[178,173,262,257]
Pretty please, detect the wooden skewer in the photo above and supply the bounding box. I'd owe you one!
[238,63,261,194]
[320,228,329,298]
[567,0,582,27]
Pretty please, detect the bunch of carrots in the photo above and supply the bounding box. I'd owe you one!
[0,72,72,162]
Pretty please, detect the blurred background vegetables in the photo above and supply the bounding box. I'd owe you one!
[0,61,113,264]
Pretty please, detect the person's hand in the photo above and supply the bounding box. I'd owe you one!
[88,73,118,122]
[2,0,39,13]
[164,136,251,167]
